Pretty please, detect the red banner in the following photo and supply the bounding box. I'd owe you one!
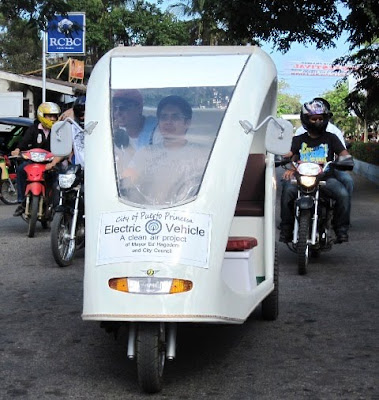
[290,62,352,77]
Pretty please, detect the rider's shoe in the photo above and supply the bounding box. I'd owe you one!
[13,204,25,217]
[335,230,349,243]
[279,225,293,243]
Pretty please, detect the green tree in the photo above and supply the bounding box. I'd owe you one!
[276,81,301,118]
[322,82,357,137]
[0,15,42,73]
[335,1,378,140]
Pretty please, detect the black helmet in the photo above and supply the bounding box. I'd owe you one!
[73,95,86,127]
[300,98,331,135]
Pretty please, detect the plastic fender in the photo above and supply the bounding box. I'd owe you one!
[24,163,46,182]
[296,196,314,210]
[25,182,45,197]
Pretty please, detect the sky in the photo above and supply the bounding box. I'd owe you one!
[261,34,352,103]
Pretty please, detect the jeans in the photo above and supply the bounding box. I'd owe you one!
[334,170,353,197]
[16,161,30,203]
[280,176,350,233]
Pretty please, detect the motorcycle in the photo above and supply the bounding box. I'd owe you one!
[51,164,85,267]
[0,153,18,205]
[51,45,293,393]
[19,148,56,237]
[279,156,354,275]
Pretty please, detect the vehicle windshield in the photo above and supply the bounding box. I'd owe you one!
[111,54,249,208]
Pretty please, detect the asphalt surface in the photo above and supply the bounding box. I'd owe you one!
[0,172,378,399]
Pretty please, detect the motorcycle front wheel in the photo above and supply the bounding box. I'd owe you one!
[297,210,311,275]
[51,211,76,267]
[136,322,166,393]
[0,178,18,205]
[27,195,39,238]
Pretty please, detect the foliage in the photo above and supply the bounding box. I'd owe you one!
[277,81,301,117]
[0,15,42,73]
[350,142,379,165]
[322,82,357,136]
[171,0,344,49]
[335,1,379,130]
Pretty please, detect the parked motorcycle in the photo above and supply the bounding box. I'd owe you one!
[279,155,354,275]
[51,164,85,267]
[20,148,56,237]
[0,153,18,205]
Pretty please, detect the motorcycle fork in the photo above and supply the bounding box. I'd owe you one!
[310,189,320,245]
[293,188,320,245]
[69,187,81,240]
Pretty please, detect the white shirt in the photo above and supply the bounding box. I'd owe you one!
[295,122,346,148]
[72,123,85,167]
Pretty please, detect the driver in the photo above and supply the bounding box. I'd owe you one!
[11,102,61,217]
[279,99,352,244]
[121,95,209,206]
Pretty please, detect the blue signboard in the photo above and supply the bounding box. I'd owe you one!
[47,13,85,54]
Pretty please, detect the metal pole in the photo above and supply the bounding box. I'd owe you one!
[42,30,46,102]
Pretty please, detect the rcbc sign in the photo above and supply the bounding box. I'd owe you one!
[47,13,85,54]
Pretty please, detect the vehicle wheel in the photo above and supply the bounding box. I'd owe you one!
[0,178,18,205]
[51,211,76,267]
[27,195,39,238]
[297,210,311,275]
[262,245,279,320]
[136,322,165,393]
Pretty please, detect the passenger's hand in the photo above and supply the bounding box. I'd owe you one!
[282,169,295,180]
[121,168,138,183]
[11,148,20,157]
[59,108,74,121]
[45,162,55,171]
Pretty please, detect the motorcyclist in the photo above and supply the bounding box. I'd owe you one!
[279,99,351,243]
[11,102,61,216]
[295,97,354,198]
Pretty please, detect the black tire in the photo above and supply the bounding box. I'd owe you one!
[136,323,165,393]
[51,211,76,267]
[27,195,39,238]
[0,178,18,205]
[262,245,279,320]
[297,210,311,275]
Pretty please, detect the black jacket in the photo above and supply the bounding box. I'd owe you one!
[18,121,51,151]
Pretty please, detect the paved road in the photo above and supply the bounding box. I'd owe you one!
[0,172,378,399]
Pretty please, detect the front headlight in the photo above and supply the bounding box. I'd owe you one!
[300,176,317,188]
[59,173,76,188]
[30,151,47,162]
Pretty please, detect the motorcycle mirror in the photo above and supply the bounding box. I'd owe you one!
[50,120,73,157]
[239,116,293,155]
[265,118,293,155]
[84,121,98,135]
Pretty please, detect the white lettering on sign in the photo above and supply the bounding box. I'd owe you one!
[97,210,211,268]
[49,38,82,47]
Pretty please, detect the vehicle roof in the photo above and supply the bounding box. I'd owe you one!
[109,45,260,58]
[0,117,34,127]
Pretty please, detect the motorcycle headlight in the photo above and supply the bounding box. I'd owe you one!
[30,151,48,162]
[59,173,76,188]
[300,176,317,188]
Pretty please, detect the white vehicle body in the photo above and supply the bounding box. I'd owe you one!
[81,46,285,323]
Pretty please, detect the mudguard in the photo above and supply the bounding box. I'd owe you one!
[25,182,45,197]
[296,196,314,210]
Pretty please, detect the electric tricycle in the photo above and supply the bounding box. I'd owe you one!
[51,46,292,393]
